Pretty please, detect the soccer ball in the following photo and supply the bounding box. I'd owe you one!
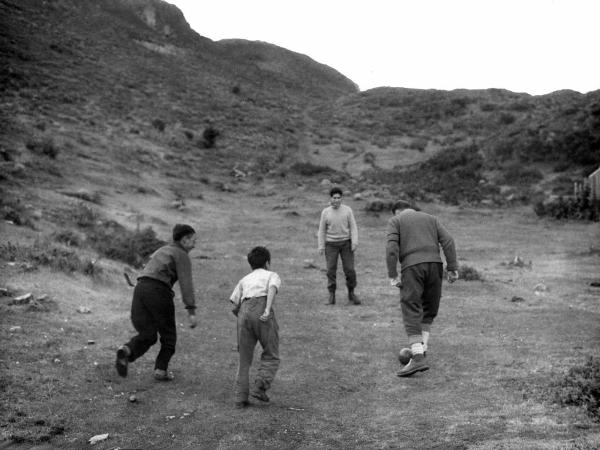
[398,348,412,365]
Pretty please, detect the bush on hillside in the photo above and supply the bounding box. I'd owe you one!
[1,195,34,228]
[0,239,91,274]
[202,126,220,148]
[151,119,166,132]
[550,356,600,421]
[501,164,544,185]
[290,162,336,176]
[25,136,59,159]
[86,222,165,268]
[458,265,483,281]
[534,188,600,222]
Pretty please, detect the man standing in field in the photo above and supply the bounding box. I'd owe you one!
[318,187,360,305]
[385,200,458,377]
[115,224,198,381]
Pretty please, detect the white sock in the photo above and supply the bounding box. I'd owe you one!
[410,342,424,355]
[422,331,430,353]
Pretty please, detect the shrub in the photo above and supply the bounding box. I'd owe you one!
[0,239,85,273]
[86,222,165,268]
[25,136,59,158]
[290,162,335,176]
[72,202,99,228]
[534,188,600,221]
[498,112,516,125]
[52,229,82,247]
[151,119,166,132]
[502,164,544,185]
[1,195,34,227]
[231,85,241,95]
[183,130,194,140]
[550,356,600,421]
[458,265,483,281]
[202,126,219,148]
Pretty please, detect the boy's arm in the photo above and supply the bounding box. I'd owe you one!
[317,209,327,253]
[260,285,278,322]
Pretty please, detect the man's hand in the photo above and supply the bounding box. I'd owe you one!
[389,277,402,288]
[351,243,357,252]
[259,310,271,322]
[447,270,459,283]
[188,314,198,329]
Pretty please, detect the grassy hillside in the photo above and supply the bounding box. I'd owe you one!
[1,1,600,448]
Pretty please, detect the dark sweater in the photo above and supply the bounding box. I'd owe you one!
[385,209,458,278]
[138,242,196,310]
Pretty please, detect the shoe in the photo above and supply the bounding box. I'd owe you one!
[326,292,335,305]
[250,389,269,402]
[153,369,175,381]
[115,345,130,378]
[235,400,250,409]
[397,354,429,377]
[348,291,361,305]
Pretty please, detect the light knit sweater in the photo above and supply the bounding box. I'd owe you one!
[318,204,358,251]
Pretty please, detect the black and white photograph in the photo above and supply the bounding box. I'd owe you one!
[1,0,599,448]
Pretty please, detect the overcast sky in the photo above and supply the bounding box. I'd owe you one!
[169,0,599,95]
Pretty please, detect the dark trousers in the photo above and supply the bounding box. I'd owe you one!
[399,262,443,343]
[236,296,280,402]
[125,278,176,371]
[325,240,356,292]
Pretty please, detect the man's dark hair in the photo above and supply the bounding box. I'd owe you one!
[329,187,343,197]
[172,224,196,242]
[247,246,271,270]
[391,200,419,214]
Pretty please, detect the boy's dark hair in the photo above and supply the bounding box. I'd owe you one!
[329,187,343,197]
[172,224,196,242]
[391,200,419,214]
[247,246,271,270]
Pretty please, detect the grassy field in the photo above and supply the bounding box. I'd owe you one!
[1,186,599,449]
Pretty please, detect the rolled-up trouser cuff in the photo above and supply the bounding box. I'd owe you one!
[420,323,431,332]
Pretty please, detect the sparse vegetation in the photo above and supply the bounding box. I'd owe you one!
[550,356,600,421]
[290,162,336,176]
[201,126,220,148]
[85,222,165,268]
[151,118,166,132]
[458,264,483,281]
[0,239,91,274]
[25,136,59,159]
[534,188,600,221]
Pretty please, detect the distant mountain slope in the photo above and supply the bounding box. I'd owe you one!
[0,0,357,192]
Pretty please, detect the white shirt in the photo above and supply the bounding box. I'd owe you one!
[230,268,281,305]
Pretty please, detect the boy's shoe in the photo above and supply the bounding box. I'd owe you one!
[250,389,270,402]
[235,400,250,409]
[153,369,175,381]
[326,292,336,305]
[115,345,130,377]
[397,354,429,377]
[348,291,361,305]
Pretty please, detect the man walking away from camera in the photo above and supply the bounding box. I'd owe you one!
[318,187,360,305]
[115,224,198,381]
[385,200,458,377]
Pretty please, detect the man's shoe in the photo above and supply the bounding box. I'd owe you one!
[348,291,361,305]
[115,345,130,377]
[250,389,270,402]
[235,400,250,409]
[397,354,429,377]
[326,292,335,305]
[153,369,175,381]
